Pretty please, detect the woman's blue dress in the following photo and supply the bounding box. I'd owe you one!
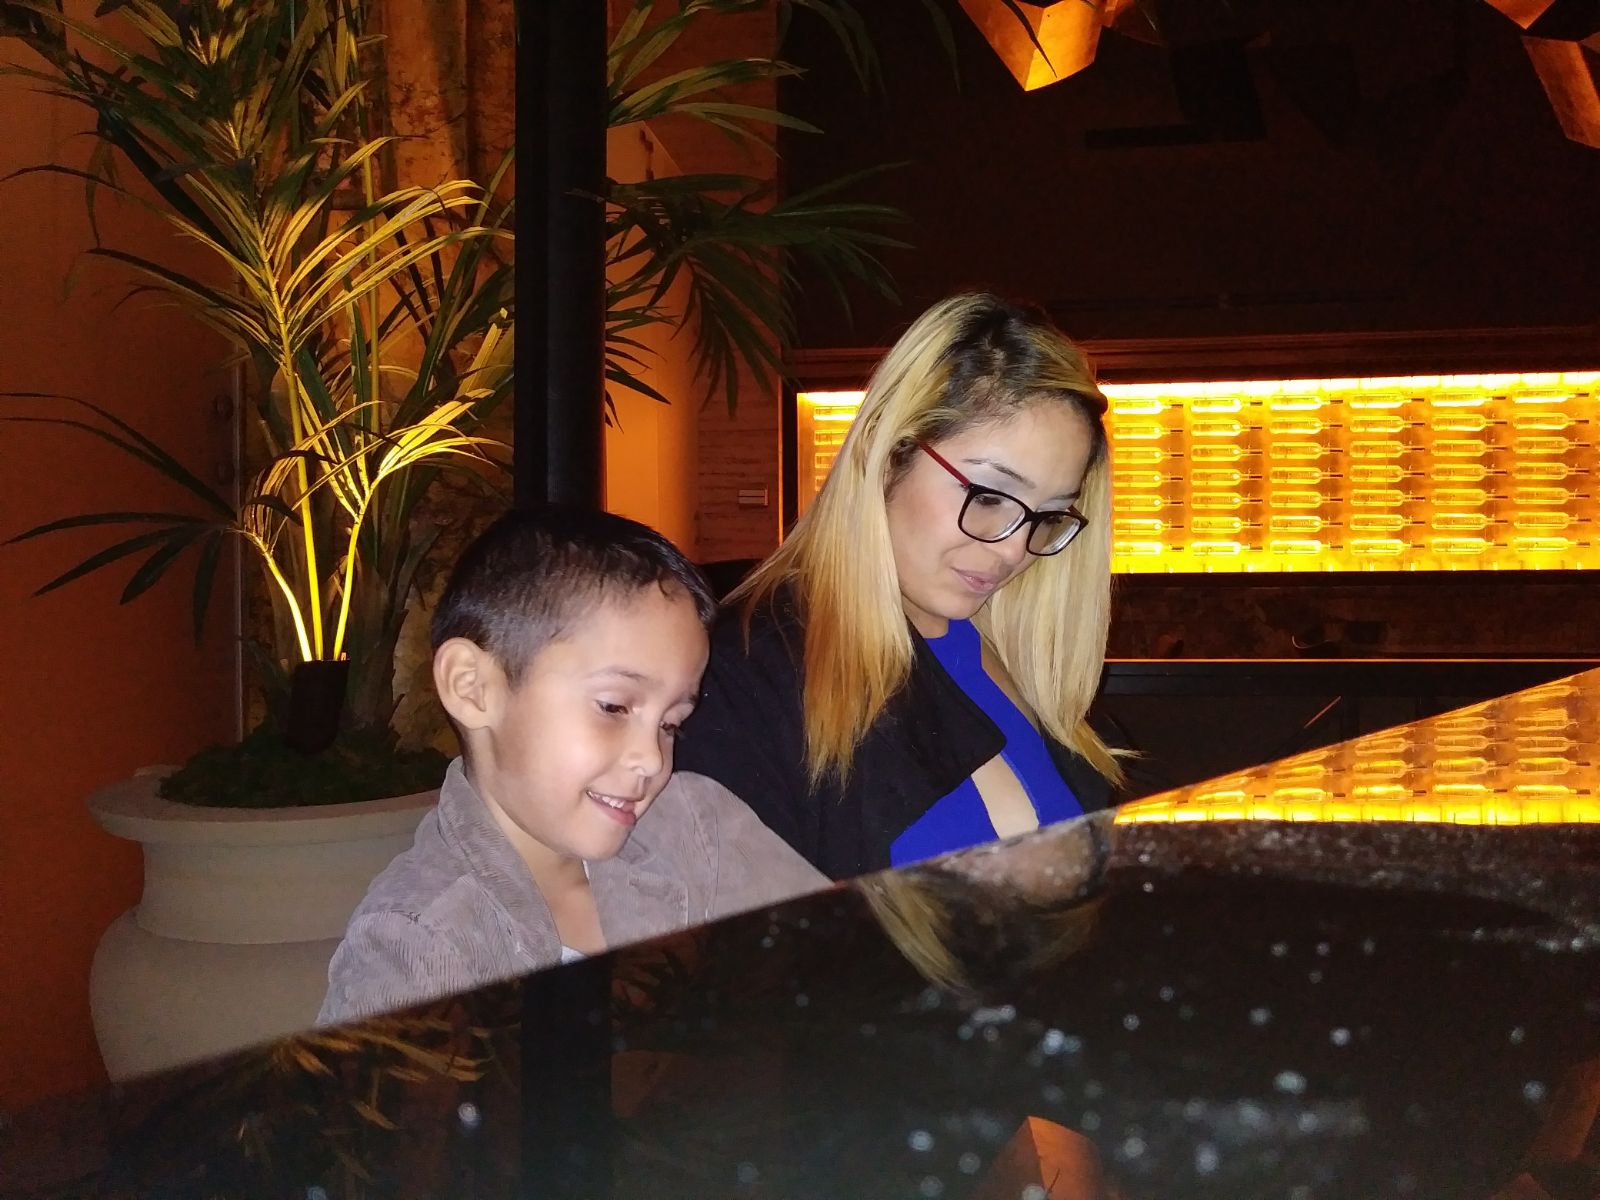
[888,618,1084,867]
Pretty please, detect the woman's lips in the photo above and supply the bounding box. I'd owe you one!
[954,569,1000,595]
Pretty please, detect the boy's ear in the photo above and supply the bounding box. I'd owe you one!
[433,638,501,731]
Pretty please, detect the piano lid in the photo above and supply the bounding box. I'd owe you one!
[7,671,1600,1199]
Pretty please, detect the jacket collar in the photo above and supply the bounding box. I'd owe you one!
[591,783,691,942]
[735,594,1009,799]
[435,758,688,949]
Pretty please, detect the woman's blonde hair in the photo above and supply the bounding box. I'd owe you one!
[734,293,1120,787]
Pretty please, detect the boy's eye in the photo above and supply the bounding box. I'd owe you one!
[596,701,629,718]
[660,721,683,739]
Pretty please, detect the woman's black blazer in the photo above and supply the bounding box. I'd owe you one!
[675,600,1116,881]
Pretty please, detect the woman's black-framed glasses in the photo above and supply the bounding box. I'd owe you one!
[917,441,1088,556]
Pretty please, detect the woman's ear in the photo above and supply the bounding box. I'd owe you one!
[885,437,920,493]
[433,637,500,731]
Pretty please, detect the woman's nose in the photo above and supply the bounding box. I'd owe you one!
[994,524,1033,567]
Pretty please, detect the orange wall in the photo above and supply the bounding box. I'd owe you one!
[603,124,702,558]
[647,4,783,563]
[0,63,235,1108]
[605,0,783,562]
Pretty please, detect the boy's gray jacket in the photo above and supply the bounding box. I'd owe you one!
[318,759,829,1025]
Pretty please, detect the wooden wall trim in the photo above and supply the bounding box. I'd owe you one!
[789,324,1600,387]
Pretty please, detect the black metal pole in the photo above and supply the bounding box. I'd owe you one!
[545,1,608,508]
[514,0,607,510]
[520,959,616,1199]
[513,0,547,509]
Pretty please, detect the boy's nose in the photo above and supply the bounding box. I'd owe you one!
[624,725,666,778]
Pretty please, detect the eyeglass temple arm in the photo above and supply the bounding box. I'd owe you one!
[916,440,972,487]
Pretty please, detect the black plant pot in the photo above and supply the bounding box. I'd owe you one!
[285,659,350,755]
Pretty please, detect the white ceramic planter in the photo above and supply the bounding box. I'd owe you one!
[88,770,435,1081]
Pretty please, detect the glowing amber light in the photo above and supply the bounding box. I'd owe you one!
[796,369,1600,572]
[957,0,1121,91]
[1115,669,1600,826]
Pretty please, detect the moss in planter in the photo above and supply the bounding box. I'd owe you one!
[160,726,450,809]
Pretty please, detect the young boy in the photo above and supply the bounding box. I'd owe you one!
[319,507,826,1025]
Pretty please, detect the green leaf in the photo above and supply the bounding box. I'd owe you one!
[190,532,224,643]
[28,526,184,597]
[4,510,209,543]
[241,495,304,524]
[86,247,270,346]
[669,101,822,136]
[902,0,960,83]
[607,0,658,69]
[121,526,203,602]
[0,405,234,518]
[606,363,672,408]
[780,0,880,91]
[611,58,803,127]
[995,0,1053,69]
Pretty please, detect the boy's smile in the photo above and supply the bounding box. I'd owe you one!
[449,585,710,884]
[588,789,642,827]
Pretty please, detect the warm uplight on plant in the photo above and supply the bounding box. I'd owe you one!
[2,0,513,754]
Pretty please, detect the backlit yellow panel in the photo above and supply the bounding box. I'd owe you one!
[796,370,1600,572]
[1115,668,1600,825]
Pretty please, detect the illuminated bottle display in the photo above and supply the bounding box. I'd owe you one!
[797,371,1600,572]
[794,391,860,513]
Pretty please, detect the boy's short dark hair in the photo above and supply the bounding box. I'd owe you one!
[431,506,716,684]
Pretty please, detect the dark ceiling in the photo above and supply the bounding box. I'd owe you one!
[779,0,1600,350]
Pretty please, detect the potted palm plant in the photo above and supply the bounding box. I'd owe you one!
[1,0,929,1075]
[3,0,515,1075]
[3,0,909,788]
[5,0,513,764]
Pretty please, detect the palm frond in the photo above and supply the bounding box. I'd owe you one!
[1,393,236,516]
[4,0,1023,735]
[606,164,906,411]
[601,2,968,410]
[3,0,514,727]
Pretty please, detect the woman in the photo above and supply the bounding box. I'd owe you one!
[677,293,1122,880]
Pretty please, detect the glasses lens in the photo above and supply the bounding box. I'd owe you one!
[1028,511,1086,556]
[959,491,1028,542]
